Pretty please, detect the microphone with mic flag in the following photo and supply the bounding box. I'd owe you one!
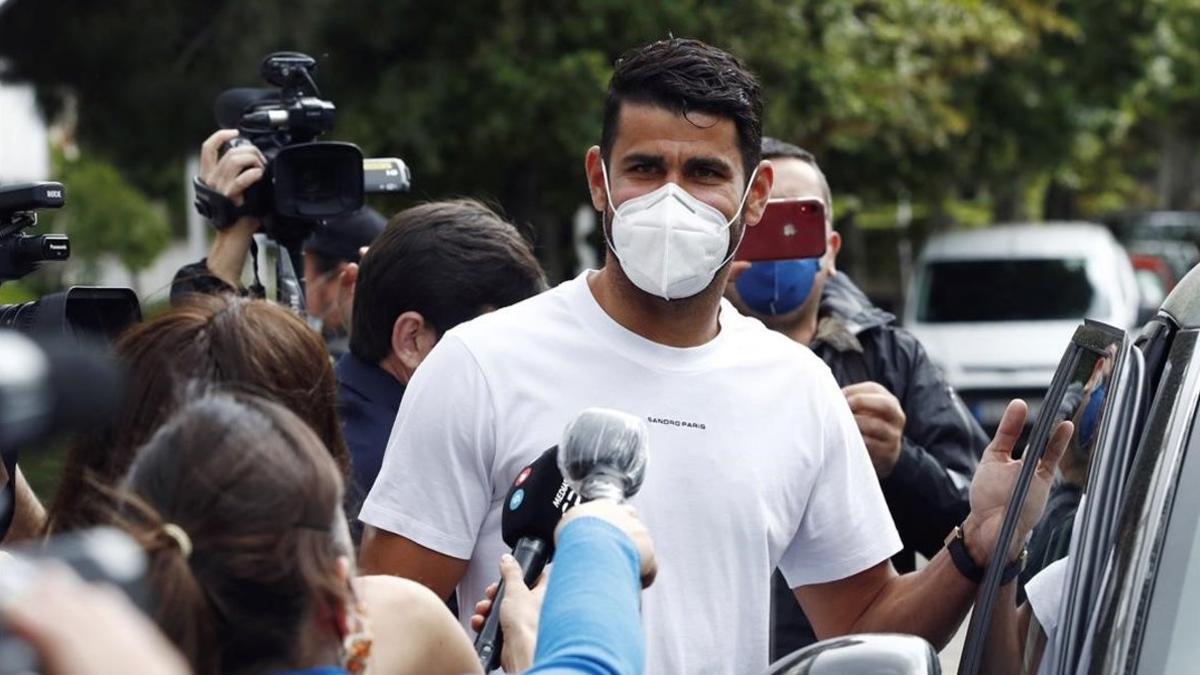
[474,408,650,670]
[474,445,579,671]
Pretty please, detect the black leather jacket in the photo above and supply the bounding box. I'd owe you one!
[813,272,983,564]
[770,272,987,660]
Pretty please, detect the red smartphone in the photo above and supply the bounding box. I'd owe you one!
[735,198,827,262]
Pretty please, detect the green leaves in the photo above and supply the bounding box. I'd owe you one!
[51,155,170,279]
[2,0,1199,270]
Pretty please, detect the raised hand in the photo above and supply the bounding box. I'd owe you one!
[963,400,1074,566]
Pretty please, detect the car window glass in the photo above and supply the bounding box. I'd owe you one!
[959,322,1125,675]
[1020,342,1119,585]
[919,259,1097,322]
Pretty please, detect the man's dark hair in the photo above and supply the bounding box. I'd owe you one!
[350,199,547,363]
[761,137,815,164]
[761,136,833,225]
[601,38,764,180]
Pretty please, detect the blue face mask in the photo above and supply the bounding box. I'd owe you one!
[1077,381,1106,451]
[735,258,821,316]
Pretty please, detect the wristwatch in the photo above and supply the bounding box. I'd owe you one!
[945,524,1027,586]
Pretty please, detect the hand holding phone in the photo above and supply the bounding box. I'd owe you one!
[736,198,826,262]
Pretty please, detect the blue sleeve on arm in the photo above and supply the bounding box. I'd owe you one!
[526,517,645,675]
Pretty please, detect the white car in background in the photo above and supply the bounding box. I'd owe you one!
[903,222,1139,430]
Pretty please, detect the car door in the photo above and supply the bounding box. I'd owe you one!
[957,320,1130,675]
[1053,337,1146,673]
[1085,265,1200,674]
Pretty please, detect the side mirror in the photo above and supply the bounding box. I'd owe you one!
[764,634,940,675]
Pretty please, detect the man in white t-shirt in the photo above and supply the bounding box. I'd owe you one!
[359,38,1073,673]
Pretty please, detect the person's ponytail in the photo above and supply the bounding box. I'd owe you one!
[96,480,219,675]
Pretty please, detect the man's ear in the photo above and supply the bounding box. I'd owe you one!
[336,262,359,303]
[390,311,428,373]
[338,262,359,291]
[585,146,608,213]
[823,231,842,274]
[741,160,774,228]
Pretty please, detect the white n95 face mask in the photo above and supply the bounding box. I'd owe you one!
[602,161,758,300]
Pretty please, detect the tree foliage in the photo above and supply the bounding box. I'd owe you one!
[3,0,1199,277]
[51,153,171,281]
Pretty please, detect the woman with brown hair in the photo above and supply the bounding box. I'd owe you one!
[45,293,350,535]
[116,392,480,675]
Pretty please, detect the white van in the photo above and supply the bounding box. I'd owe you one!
[903,223,1138,429]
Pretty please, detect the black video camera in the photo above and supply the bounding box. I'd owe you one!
[0,182,68,280]
[0,182,141,341]
[196,51,410,249]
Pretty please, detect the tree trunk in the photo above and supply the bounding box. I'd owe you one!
[991,175,1029,223]
[503,164,565,283]
[1042,179,1078,221]
[1157,119,1200,210]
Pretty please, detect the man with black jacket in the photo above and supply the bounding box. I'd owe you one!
[725,138,988,660]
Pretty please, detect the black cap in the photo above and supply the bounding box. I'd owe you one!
[304,207,387,263]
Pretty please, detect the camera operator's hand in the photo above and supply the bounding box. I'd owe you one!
[200,129,266,209]
[198,129,267,289]
[2,564,189,675]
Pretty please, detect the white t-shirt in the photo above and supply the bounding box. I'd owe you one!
[1026,556,1069,675]
[1026,556,1068,643]
[360,271,901,674]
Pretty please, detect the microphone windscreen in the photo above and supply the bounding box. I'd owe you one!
[214,87,276,128]
[500,446,580,551]
[559,407,648,501]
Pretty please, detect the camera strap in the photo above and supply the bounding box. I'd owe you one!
[248,239,266,298]
[192,176,249,231]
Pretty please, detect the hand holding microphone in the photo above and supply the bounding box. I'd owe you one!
[557,408,654,586]
[473,407,650,671]
[472,444,580,672]
[557,501,657,588]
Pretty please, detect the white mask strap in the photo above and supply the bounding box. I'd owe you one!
[599,159,621,259]
[601,159,617,213]
[717,163,761,268]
